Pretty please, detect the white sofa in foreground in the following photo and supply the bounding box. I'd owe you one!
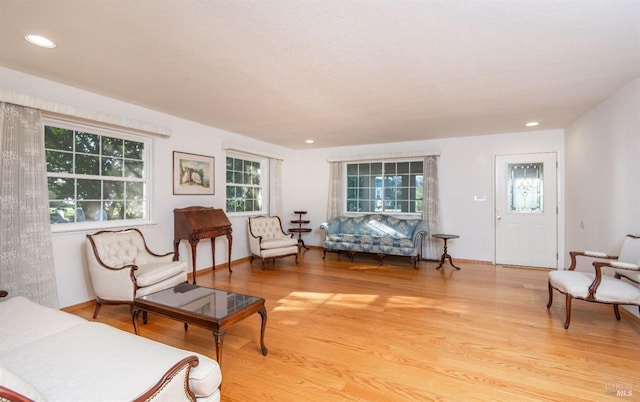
[0,295,221,402]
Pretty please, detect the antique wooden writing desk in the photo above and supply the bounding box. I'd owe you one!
[174,206,232,283]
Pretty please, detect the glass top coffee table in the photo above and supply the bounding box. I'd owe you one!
[132,283,267,364]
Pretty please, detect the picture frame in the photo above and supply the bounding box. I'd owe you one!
[173,151,215,195]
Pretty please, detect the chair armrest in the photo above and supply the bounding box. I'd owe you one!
[319,220,338,234]
[412,220,430,241]
[133,356,199,402]
[567,250,618,270]
[0,290,7,298]
[0,386,34,402]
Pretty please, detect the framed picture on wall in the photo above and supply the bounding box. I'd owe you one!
[173,151,215,195]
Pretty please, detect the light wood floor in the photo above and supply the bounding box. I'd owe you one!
[68,249,640,401]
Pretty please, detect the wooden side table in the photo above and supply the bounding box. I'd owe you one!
[289,210,311,250]
[432,233,461,270]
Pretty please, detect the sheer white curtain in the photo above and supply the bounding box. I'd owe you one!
[326,161,343,220]
[0,102,58,308]
[268,158,282,216]
[422,156,441,260]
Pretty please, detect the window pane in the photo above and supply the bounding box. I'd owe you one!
[46,150,73,173]
[124,140,144,160]
[101,136,123,157]
[75,132,99,154]
[77,179,101,199]
[508,163,543,213]
[126,181,144,200]
[103,180,125,200]
[75,154,100,175]
[48,177,73,200]
[124,160,144,178]
[102,157,123,177]
[105,201,124,220]
[45,126,73,151]
[125,200,144,219]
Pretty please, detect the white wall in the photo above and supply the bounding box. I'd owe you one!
[2,66,567,308]
[565,77,640,256]
[565,77,640,317]
[287,131,565,265]
[1,67,295,307]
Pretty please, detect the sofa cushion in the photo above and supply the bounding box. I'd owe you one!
[0,296,85,353]
[549,270,640,303]
[135,260,188,287]
[0,321,221,401]
[260,237,298,250]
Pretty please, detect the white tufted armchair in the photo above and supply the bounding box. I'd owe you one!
[85,228,188,319]
[248,216,299,269]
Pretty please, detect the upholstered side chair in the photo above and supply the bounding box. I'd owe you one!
[85,228,188,319]
[247,216,299,269]
[547,234,640,329]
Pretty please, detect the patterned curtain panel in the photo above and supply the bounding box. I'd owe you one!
[326,161,343,220]
[269,158,282,217]
[422,156,442,260]
[0,102,58,308]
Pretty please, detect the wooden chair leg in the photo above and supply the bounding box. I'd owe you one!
[546,281,553,309]
[563,294,573,329]
[613,304,621,320]
[92,300,102,319]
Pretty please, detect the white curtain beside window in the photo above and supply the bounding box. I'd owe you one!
[269,158,282,217]
[0,102,58,308]
[422,155,442,260]
[327,161,343,220]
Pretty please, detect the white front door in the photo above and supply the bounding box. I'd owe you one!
[495,153,557,268]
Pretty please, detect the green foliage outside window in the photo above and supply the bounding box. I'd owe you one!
[45,125,147,225]
[225,156,262,213]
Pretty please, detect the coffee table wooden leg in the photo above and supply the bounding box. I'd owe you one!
[132,308,140,335]
[213,330,225,363]
[259,306,268,356]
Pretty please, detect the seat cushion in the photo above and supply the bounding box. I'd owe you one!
[0,296,85,353]
[260,237,298,250]
[135,260,188,287]
[549,270,640,304]
[261,245,298,259]
[0,321,221,401]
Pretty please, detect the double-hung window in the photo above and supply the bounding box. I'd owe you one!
[346,160,423,214]
[44,119,151,229]
[225,154,267,214]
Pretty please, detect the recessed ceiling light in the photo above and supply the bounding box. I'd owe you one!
[25,34,56,48]
[305,139,314,144]
[525,121,539,127]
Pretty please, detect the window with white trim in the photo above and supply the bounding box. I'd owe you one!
[225,154,267,214]
[44,119,151,228]
[346,160,423,214]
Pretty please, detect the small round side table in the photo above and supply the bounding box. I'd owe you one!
[432,234,461,270]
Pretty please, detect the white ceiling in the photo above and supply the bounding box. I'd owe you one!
[1,1,639,149]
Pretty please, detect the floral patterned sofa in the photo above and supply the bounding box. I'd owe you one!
[319,214,429,268]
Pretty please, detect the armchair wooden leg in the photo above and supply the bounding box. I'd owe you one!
[546,281,553,309]
[92,300,102,319]
[261,258,266,270]
[563,295,572,329]
[613,304,621,320]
